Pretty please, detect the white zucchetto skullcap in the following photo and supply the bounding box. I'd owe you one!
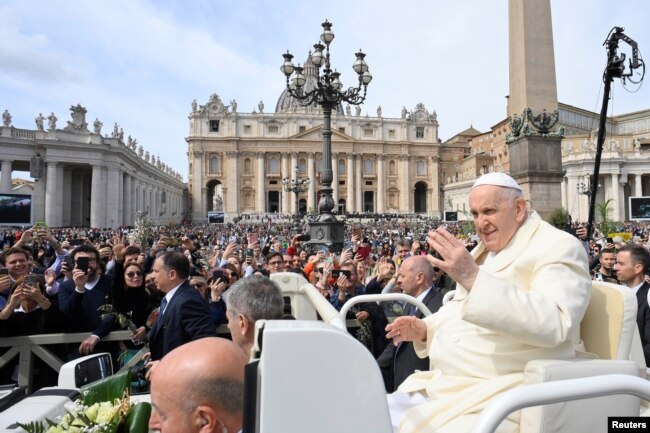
[471,172,522,191]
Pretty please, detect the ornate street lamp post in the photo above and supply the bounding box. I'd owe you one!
[280,19,372,252]
[283,166,311,223]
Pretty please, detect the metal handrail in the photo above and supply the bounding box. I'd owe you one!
[0,326,231,393]
[470,374,650,433]
[339,293,432,321]
[299,283,347,330]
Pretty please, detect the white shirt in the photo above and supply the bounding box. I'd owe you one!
[630,281,644,296]
[416,287,431,304]
[161,282,183,315]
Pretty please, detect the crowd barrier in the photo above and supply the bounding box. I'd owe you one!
[0,321,364,393]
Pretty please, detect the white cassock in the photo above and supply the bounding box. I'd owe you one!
[391,211,592,433]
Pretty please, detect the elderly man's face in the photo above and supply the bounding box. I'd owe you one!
[149,369,196,433]
[469,185,526,253]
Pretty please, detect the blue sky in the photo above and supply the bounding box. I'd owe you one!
[1,0,648,180]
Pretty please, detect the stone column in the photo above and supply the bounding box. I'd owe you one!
[347,154,355,213]
[117,171,124,226]
[355,156,363,212]
[45,162,61,227]
[152,187,159,222]
[61,168,72,226]
[290,153,298,214]
[377,155,385,213]
[561,177,568,211]
[70,171,83,226]
[202,187,208,217]
[281,153,290,213]
[32,177,46,223]
[307,153,315,212]
[429,156,440,216]
[227,152,239,217]
[90,165,105,228]
[0,160,12,193]
[191,151,204,221]
[400,156,410,212]
[106,168,120,228]
[611,173,621,221]
[134,181,140,214]
[124,174,133,226]
[635,174,643,197]
[331,153,338,207]
[257,153,265,213]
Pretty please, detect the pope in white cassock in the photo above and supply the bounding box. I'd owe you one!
[386,173,591,433]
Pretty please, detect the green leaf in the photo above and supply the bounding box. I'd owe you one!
[16,421,45,433]
[125,402,152,433]
[80,370,132,405]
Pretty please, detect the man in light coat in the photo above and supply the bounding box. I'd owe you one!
[386,173,591,433]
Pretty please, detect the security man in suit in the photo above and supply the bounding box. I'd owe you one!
[377,255,444,392]
[614,243,650,366]
[146,250,215,378]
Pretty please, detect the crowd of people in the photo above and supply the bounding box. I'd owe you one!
[2,172,650,432]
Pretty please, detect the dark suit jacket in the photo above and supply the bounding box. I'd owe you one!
[377,286,444,392]
[148,282,216,361]
[636,282,650,367]
[58,274,114,338]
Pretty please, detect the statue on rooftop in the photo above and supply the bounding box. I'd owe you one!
[93,118,103,135]
[47,112,57,130]
[35,113,45,131]
[2,110,12,127]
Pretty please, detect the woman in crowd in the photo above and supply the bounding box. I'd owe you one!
[111,246,153,365]
[207,263,240,326]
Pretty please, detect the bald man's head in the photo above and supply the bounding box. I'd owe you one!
[149,337,248,433]
[398,256,434,297]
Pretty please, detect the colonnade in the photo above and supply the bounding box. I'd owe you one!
[0,159,183,228]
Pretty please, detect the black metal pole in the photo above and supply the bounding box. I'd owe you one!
[318,103,335,222]
[587,76,611,240]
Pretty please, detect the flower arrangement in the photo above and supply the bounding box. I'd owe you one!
[18,391,130,433]
[17,371,150,433]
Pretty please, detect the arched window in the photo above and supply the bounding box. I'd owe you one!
[416,160,426,176]
[269,157,279,173]
[364,158,373,175]
[210,156,220,173]
[299,158,307,175]
[388,160,396,175]
[338,159,346,175]
[244,158,252,175]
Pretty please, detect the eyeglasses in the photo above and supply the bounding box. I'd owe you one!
[126,271,143,278]
[228,272,238,278]
[268,260,283,266]
[316,268,325,273]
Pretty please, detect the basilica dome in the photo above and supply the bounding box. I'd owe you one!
[275,54,345,115]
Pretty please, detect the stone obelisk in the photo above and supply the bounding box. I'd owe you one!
[507,0,564,218]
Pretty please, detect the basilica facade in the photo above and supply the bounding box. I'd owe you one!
[187,90,442,222]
